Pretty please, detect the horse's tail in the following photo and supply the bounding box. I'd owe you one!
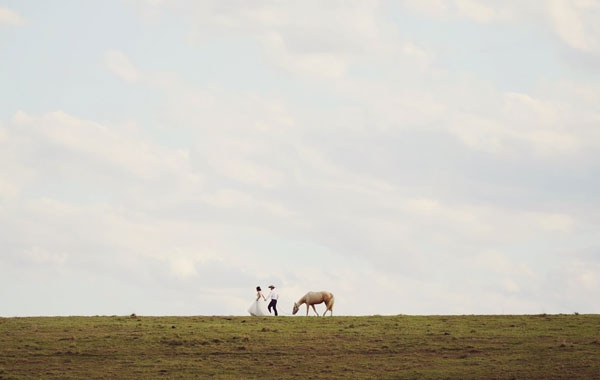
[328,292,335,310]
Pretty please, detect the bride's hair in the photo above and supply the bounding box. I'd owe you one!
[256,286,261,291]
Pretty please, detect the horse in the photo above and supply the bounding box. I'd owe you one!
[292,291,335,316]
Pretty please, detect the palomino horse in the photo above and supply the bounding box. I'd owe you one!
[292,291,335,316]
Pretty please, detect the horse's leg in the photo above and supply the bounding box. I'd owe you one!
[311,304,319,316]
[305,304,309,316]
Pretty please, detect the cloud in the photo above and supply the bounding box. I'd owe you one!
[0,109,293,286]
[260,31,348,79]
[402,0,449,15]
[402,42,435,71]
[548,0,600,53]
[104,50,141,82]
[23,246,68,265]
[402,0,517,23]
[10,110,194,182]
[440,76,600,159]
[545,258,600,312]
[398,198,577,249]
[0,7,26,26]
[454,0,502,23]
[164,249,216,279]
[402,1,600,54]
[140,0,400,79]
[450,113,580,158]
[200,189,293,218]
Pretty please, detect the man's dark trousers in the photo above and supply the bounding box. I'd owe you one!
[268,300,278,316]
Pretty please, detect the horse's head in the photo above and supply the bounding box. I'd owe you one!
[292,302,299,315]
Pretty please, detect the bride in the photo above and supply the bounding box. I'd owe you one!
[248,286,269,316]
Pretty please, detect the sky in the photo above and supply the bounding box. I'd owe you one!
[1,0,599,317]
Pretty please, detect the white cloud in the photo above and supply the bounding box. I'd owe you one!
[447,86,589,158]
[0,177,19,198]
[402,1,600,54]
[501,278,520,293]
[200,189,293,218]
[0,7,26,26]
[533,213,575,233]
[404,198,439,214]
[502,92,560,126]
[166,249,225,277]
[471,251,535,277]
[104,50,141,82]
[402,0,516,23]
[548,0,600,53]
[203,149,284,189]
[454,0,501,23]
[157,0,400,80]
[402,42,435,71]
[167,252,214,279]
[547,259,600,312]
[24,246,67,265]
[452,113,581,157]
[575,268,599,290]
[260,31,348,79]
[11,110,193,181]
[0,118,37,198]
[403,0,449,15]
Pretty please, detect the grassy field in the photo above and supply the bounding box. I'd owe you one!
[0,314,598,379]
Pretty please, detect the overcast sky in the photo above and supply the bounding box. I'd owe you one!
[1,0,599,317]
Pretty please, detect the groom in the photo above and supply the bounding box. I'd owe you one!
[266,285,279,316]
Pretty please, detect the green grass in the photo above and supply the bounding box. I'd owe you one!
[0,314,599,379]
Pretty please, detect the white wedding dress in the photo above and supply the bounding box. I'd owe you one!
[248,297,269,316]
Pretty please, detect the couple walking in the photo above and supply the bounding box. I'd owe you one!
[248,285,278,316]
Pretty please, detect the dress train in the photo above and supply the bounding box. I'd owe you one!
[248,300,269,316]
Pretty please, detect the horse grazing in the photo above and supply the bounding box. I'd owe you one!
[292,291,335,316]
